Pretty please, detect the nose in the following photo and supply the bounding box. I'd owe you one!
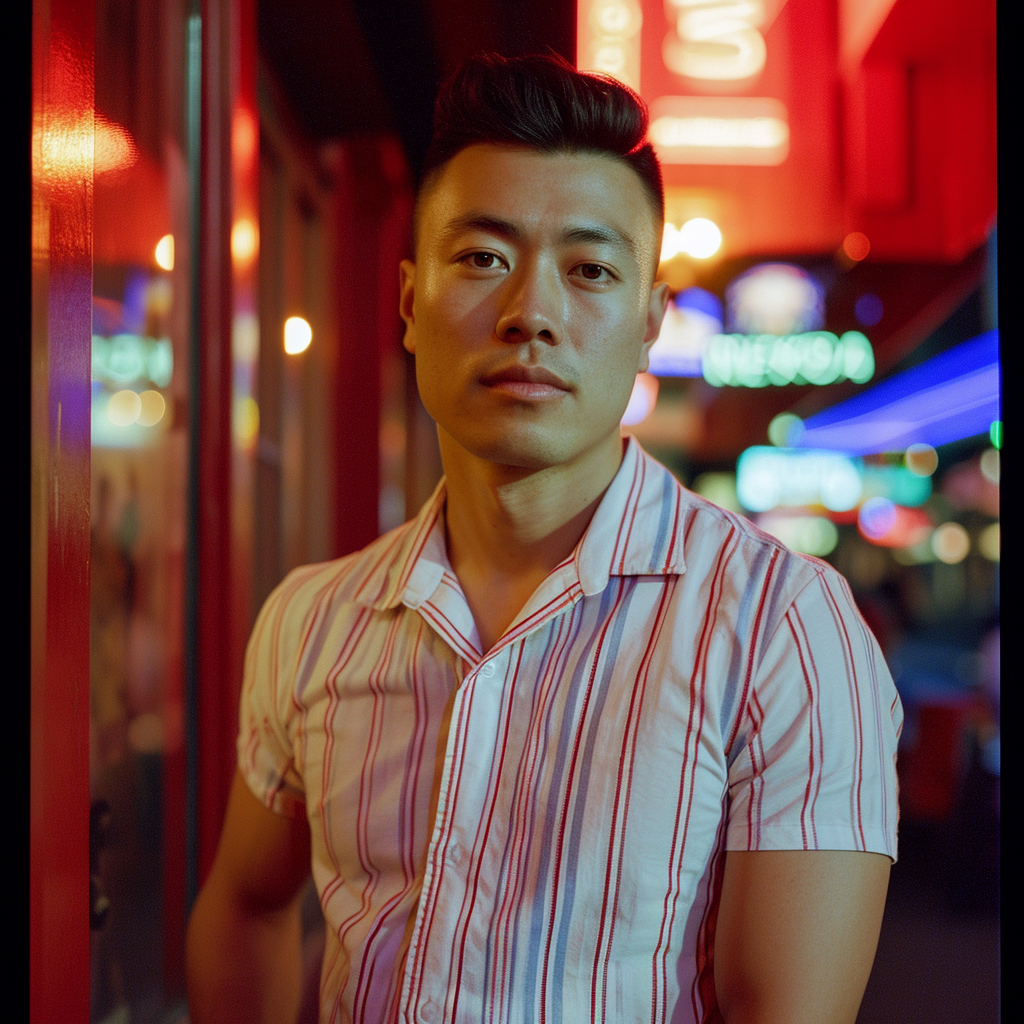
[494,260,563,345]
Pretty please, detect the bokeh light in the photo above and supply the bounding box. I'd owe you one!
[980,448,999,484]
[284,316,312,355]
[931,521,970,564]
[978,522,1000,562]
[107,389,142,426]
[662,218,722,260]
[767,412,803,447]
[137,390,166,426]
[231,218,259,267]
[233,395,260,449]
[855,292,883,326]
[758,513,839,557]
[693,472,742,513]
[858,496,897,540]
[842,231,871,261]
[679,218,722,258]
[155,234,174,271]
[904,443,938,477]
[621,372,659,426]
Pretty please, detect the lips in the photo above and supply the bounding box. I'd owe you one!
[480,364,572,391]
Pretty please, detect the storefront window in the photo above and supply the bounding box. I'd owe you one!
[90,0,192,1018]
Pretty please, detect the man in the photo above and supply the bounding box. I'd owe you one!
[187,53,901,1024]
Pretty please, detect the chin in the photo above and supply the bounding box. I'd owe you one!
[466,435,566,471]
[448,421,619,474]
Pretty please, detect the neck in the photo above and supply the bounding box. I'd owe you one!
[438,430,624,651]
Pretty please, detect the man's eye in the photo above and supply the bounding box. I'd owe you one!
[465,252,502,269]
[577,263,609,281]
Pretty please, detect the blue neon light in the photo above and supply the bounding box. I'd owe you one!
[794,330,999,455]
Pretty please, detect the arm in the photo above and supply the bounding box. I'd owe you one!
[714,849,890,1024]
[186,768,313,1024]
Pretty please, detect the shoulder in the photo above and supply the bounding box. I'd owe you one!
[667,469,834,598]
[630,450,865,645]
[252,517,422,644]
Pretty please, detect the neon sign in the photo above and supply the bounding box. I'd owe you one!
[649,95,788,165]
[793,330,1000,455]
[727,263,823,335]
[702,330,875,388]
[736,446,931,514]
[92,334,173,388]
[578,0,643,90]
[663,0,771,83]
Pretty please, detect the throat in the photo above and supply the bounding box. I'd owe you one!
[458,565,551,655]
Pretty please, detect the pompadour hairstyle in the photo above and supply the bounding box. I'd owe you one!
[419,52,664,226]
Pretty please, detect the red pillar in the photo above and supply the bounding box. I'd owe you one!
[31,0,95,1016]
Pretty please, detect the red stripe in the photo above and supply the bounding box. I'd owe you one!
[690,819,729,1022]
[326,614,405,1014]
[726,545,781,755]
[744,689,767,846]
[788,607,821,849]
[355,489,444,606]
[317,608,376,905]
[447,646,523,1021]
[404,659,480,1013]
[352,620,433,1019]
[592,577,677,1020]
[652,525,735,1020]
[613,449,646,574]
[539,580,627,1024]
[820,573,867,848]
[418,602,480,663]
[487,610,577,1021]
[352,521,412,605]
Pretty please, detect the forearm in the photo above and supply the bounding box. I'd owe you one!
[186,882,305,1024]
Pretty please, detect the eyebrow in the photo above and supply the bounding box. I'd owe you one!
[439,213,642,262]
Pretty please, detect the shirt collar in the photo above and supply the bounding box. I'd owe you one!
[362,476,449,612]
[362,436,687,612]
[574,436,687,596]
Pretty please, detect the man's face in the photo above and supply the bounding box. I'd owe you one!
[400,143,669,473]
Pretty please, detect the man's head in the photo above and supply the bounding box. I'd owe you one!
[416,53,664,264]
[400,53,669,478]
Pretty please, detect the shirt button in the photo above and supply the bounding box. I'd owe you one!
[448,840,462,864]
[419,1001,441,1024]
[480,661,496,678]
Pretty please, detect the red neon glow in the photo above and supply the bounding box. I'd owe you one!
[648,95,789,165]
[858,500,931,548]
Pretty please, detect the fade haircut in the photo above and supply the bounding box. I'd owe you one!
[417,52,664,236]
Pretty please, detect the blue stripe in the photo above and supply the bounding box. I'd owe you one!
[550,578,638,1024]
[521,584,619,1024]
[479,609,577,1018]
[650,473,676,569]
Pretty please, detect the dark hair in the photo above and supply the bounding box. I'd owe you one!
[419,52,664,226]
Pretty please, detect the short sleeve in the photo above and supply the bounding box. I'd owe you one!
[725,565,902,860]
[237,573,309,818]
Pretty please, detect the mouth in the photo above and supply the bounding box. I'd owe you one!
[480,364,572,399]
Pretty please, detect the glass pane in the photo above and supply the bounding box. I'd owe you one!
[90,0,192,1018]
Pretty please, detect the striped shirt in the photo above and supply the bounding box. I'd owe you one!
[239,437,902,1024]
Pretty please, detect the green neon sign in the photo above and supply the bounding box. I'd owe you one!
[702,330,874,388]
[92,334,173,388]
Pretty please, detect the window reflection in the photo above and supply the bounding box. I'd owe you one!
[90,0,191,1018]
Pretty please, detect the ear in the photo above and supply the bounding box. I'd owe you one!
[399,259,417,354]
[637,281,670,374]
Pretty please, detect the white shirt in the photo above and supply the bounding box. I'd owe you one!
[239,437,902,1024]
